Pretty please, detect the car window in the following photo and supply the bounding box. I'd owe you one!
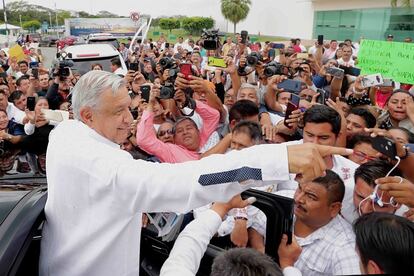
[88,39,120,49]
[69,55,119,75]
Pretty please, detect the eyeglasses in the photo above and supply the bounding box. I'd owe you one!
[352,150,377,162]
[158,129,174,137]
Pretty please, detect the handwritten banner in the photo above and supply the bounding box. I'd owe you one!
[358,39,414,84]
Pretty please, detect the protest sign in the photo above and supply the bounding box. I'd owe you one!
[358,39,414,84]
[8,45,27,62]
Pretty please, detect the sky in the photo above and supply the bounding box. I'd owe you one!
[18,0,223,19]
[10,0,317,38]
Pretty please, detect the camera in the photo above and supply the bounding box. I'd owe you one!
[54,51,74,81]
[264,61,285,77]
[246,52,262,67]
[159,57,175,69]
[159,84,175,99]
[201,28,223,50]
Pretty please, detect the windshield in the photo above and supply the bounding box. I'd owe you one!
[88,39,120,50]
[69,55,119,75]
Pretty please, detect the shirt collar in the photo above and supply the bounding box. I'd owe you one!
[77,120,121,149]
[295,216,338,246]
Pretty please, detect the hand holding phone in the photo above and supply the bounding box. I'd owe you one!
[371,136,397,160]
[284,94,300,128]
[361,74,384,88]
[179,63,193,80]
[140,85,151,103]
[277,79,302,94]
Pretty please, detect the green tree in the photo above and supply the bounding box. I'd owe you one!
[181,17,214,35]
[22,20,41,31]
[159,18,180,33]
[221,0,251,34]
[391,0,412,7]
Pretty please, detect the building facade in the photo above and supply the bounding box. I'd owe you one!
[227,0,413,41]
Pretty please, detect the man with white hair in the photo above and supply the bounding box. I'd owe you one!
[39,70,352,276]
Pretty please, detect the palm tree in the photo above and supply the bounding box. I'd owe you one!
[391,0,411,7]
[221,0,251,34]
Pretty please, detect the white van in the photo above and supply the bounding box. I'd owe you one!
[87,33,120,49]
[62,44,128,75]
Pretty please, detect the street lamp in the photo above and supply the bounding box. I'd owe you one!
[19,14,22,29]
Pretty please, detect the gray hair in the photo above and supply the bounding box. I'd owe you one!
[72,71,126,120]
[238,83,261,102]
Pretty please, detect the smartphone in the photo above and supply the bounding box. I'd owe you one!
[165,42,170,49]
[241,30,248,44]
[140,85,151,103]
[207,56,227,68]
[326,67,345,78]
[317,35,324,46]
[129,62,139,72]
[27,96,36,111]
[150,43,154,50]
[32,68,39,79]
[297,53,309,59]
[179,63,193,80]
[284,94,300,128]
[361,73,384,88]
[371,136,397,160]
[339,65,361,77]
[379,78,394,87]
[272,43,285,49]
[277,79,302,94]
[316,88,326,105]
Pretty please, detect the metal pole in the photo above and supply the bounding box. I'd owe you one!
[2,0,9,44]
[55,3,59,39]
[19,14,22,28]
[49,12,52,30]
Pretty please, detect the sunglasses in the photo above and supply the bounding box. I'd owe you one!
[158,129,174,137]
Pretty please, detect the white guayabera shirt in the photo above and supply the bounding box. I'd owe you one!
[39,119,291,276]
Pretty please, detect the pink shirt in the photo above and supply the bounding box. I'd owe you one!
[136,100,220,163]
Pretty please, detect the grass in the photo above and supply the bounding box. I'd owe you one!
[132,26,288,43]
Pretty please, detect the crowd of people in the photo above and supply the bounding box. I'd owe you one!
[1,30,414,275]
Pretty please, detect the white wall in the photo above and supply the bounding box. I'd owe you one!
[312,0,390,11]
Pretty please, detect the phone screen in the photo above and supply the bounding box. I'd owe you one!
[318,35,324,46]
[27,96,36,111]
[140,85,151,103]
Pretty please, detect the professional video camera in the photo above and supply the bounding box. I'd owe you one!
[201,28,223,50]
[264,61,286,77]
[54,51,74,81]
[246,52,263,67]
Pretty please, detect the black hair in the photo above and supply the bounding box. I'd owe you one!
[172,117,198,134]
[348,107,377,129]
[354,159,401,188]
[303,105,342,136]
[389,127,414,143]
[8,90,24,102]
[16,75,29,87]
[110,57,122,68]
[211,248,283,276]
[17,60,28,66]
[354,212,414,274]
[312,170,345,204]
[386,89,414,105]
[347,134,374,149]
[228,100,259,124]
[232,121,263,145]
